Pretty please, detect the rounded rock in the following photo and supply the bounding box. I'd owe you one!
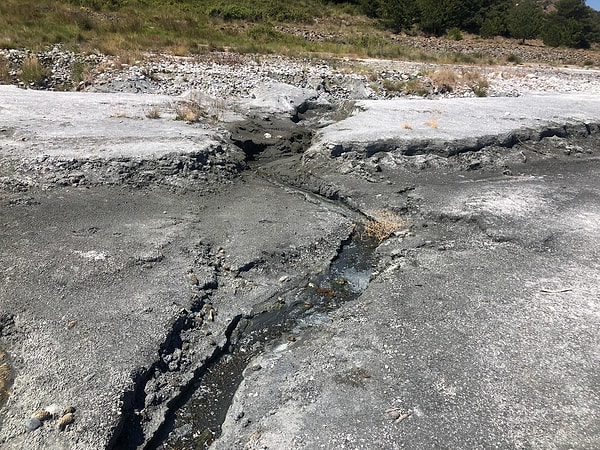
[31,409,52,421]
[25,418,42,431]
[58,412,75,431]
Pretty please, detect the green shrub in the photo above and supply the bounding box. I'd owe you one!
[207,5,263,22]
[402,78,429,96]
[447,27,463,41]
[247,24,282,41]
[382,79,405,92]
[70,60,90,85]
[506,53,522,64]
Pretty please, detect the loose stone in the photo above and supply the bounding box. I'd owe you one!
[57,412,75,431]
[25,418,42,431]
[31,409,52,421]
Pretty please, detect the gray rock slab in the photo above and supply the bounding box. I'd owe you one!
[238,82,320,117]
[309,94,600,157]
[0,85,221,159]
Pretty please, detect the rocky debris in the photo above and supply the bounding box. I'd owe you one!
[275,22,600,66]
[2,44,600,103]
[390,34,600,67]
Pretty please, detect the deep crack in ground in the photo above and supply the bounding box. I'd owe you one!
[150,225,379,449]
[106,102,372,449]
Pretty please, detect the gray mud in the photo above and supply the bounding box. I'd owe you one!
[1,83,599,449]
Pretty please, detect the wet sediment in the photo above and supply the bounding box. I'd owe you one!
[150,225,379,449]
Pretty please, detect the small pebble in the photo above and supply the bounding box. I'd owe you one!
[31,409,52,421]
[25,418,42,431]
[58,412,75,431]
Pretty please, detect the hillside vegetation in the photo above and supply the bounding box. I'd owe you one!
[0,0,599,58]
[360,0,600,47]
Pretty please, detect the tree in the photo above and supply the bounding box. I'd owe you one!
[381,0,421,32]
[541,0,593,48]
[415,0,478,35]
[478,0,513,37]
[507,0,543,44]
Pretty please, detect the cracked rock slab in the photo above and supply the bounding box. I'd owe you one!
[308,94,600,157]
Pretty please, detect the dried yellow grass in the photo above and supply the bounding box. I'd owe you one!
[362,210,405,243]
[425,118,439,128]
[174,101,204,122]
[0,352,10,405]
[146,107,161,119]
[429,68,459,92]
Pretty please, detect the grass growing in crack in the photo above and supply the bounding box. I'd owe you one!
[0,349,10,407]
[362,210,405,244]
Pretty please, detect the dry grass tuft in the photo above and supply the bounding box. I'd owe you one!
[20,56,50,86]
[429,68,459,93]
[110,110,130,118]
[146,106,161,119]
[174,101,205,122]
[362,210,405,243]
[462,70,489,97]
[401,123,413,129]
[0,57,11,84]
[425,118,439,128]
[425,110,441,129]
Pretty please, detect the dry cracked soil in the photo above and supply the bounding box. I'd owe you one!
[0,56,599,450]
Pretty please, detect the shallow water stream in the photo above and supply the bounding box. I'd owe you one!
[150,224,379,449]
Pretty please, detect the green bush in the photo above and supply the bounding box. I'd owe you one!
[247,24,282,41]
[506,53,522,64]
[207,5,262,21]
[447,27,463,41]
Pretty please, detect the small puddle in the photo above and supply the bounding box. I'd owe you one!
[150,226,379,449]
